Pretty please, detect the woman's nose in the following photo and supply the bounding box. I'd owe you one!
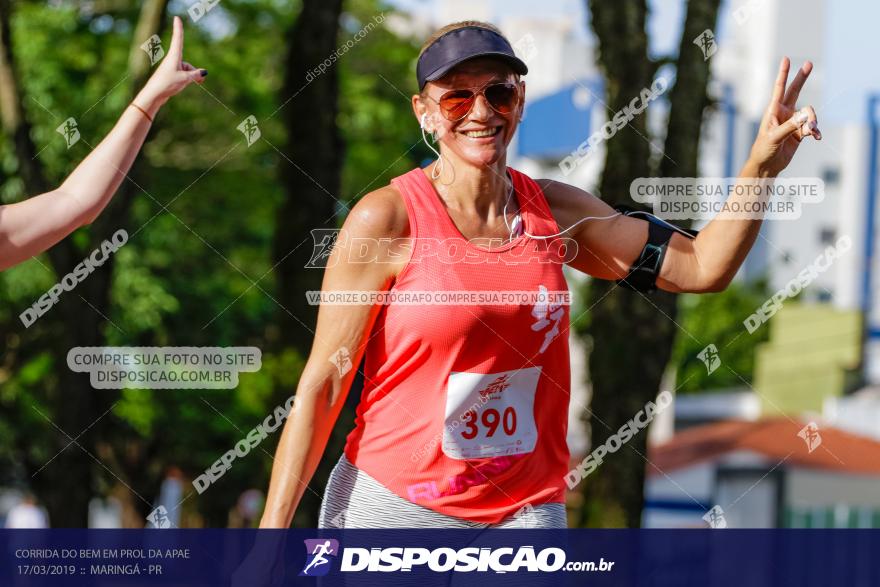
[468,93,493,120]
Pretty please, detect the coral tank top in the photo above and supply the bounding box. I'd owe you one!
[343,166,571,523]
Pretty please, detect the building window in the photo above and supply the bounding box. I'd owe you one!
[819,227,836,245]
[822,167,840,186]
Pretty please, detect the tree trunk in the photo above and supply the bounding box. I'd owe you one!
[272,0,345,526]
[578,0,720,528]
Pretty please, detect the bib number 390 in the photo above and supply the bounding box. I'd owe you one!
[442,367,541,460]
[460,406,517,439]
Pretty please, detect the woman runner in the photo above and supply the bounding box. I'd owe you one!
[260,21,820,529]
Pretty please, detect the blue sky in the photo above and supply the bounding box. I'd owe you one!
[386,0,880,124]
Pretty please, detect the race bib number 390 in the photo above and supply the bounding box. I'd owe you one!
[442,367,542,460]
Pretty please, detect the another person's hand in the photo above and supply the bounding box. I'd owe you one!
[747,57,821,177]
[134,16,206,116]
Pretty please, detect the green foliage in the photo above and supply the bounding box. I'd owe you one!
[338,5,427,203]
[0,0,422,524]
[670,277,772,393]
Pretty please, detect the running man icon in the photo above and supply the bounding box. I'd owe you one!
[300,539,340,577]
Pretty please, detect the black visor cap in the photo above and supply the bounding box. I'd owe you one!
[417,26,528,91]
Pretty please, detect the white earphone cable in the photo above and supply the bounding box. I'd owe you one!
[502,173,693,240]
[502,171,622,240]
[420,113,444,180]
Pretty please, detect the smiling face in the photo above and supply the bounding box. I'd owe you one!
[414,57,525,168]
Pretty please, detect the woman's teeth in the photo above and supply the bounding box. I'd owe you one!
[463,127,499,138]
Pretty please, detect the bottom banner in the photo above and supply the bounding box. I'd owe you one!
[1,529,878,586]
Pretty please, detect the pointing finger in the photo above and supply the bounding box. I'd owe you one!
[168,15,184,64]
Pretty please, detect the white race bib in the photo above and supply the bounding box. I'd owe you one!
[442,367,542,460]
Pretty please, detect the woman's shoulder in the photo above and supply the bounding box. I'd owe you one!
[344,183,410,241]
[336,184,412,281]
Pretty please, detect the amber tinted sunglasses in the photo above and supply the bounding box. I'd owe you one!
[428,82,520,122]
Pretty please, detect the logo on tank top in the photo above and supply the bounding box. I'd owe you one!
[406,454,527,503]
[478,374,512,400]
[531,285,565,353]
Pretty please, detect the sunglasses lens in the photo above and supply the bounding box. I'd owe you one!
[439,90,475,121]
[485,83,517,114]
[436,83,518,121]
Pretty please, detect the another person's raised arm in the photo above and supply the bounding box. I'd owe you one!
[0,16,205,271]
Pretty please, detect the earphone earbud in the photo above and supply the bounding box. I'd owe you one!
[511,214,522,236]
[420,113,429,131]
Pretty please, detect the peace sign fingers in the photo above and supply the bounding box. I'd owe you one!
[783,60,813,108]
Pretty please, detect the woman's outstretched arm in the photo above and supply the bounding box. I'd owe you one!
[260,186,406,528]
[545,57,820,293]
[0,15,205,271]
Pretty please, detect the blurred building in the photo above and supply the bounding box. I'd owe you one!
[645,301,880,527]
[706,0,880,388]
[654,0,880,528]
[644,418,880,528]
[823,385,880,442]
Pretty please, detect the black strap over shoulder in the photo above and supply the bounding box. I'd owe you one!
[613,204,698,293]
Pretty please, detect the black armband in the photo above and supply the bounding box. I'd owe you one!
[613,204,699,293]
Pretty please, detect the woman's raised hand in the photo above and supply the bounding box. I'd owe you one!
[136,16,206,112]
[747,57,821,177]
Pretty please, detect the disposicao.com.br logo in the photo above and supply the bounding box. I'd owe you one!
[300,539,340,576]
[298,538,615,575]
